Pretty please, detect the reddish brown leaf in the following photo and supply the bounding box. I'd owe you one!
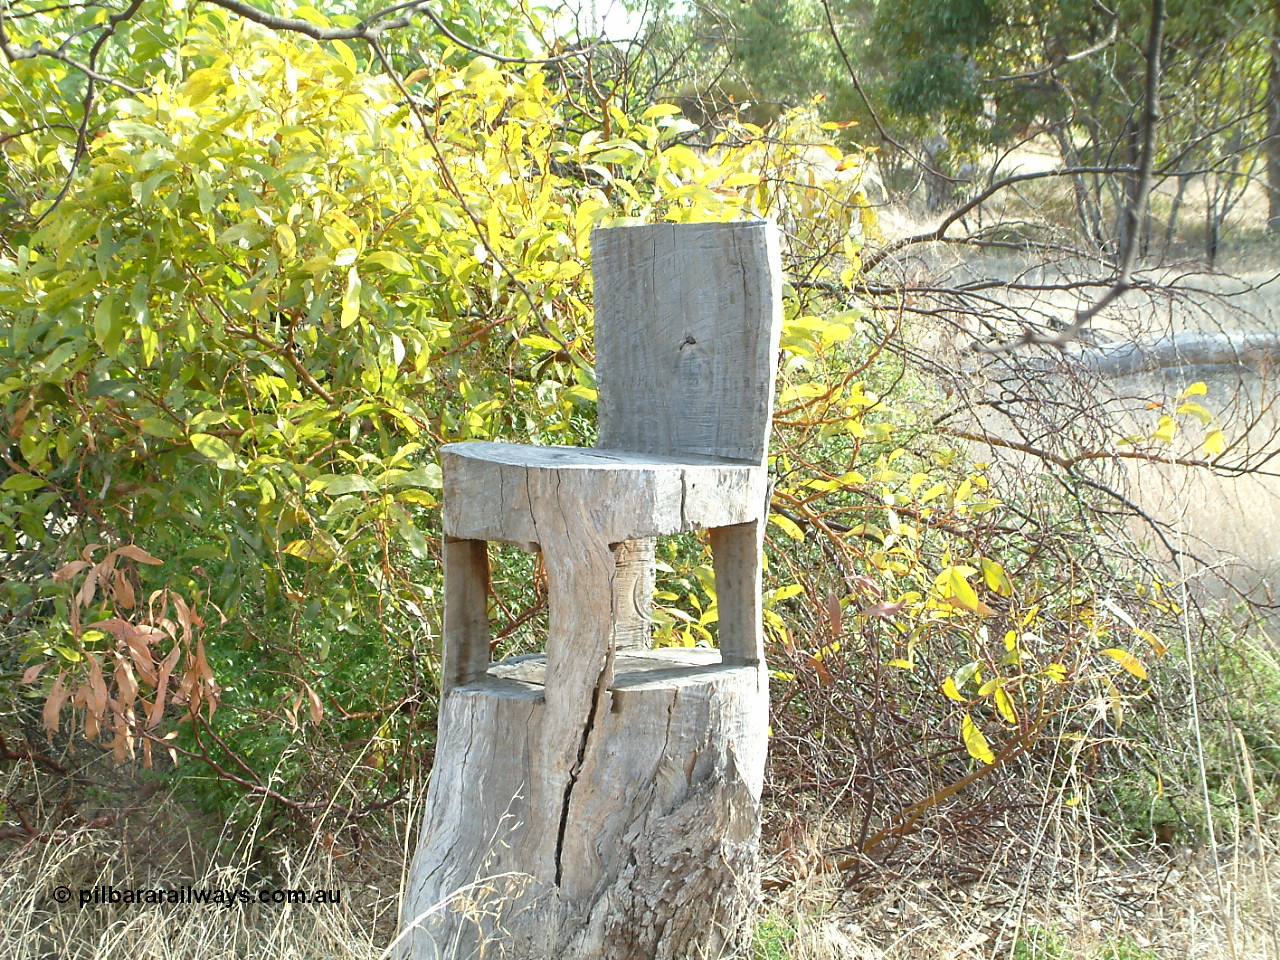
[147,644,183,729]
[87,654,109,718]
[113,568,135,610]
[823,592,842,636]
[21,662,47,684]
[849,575,882,597]
[304,683,323,725]
[43,671,69,735]
[172,593,194,643]
[116,545,163,565]
[110,728,130,763]
[75,565,101,610]
[858,600,907,618]
[8,397,32,439]
[52,560,91,584]
[115,659,138,712]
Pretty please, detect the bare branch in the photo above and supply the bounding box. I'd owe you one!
[199,0,589,63]
[979,0,1167,353]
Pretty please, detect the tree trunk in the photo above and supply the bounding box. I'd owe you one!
[398,649,768,960]
[1075,331,1280,378]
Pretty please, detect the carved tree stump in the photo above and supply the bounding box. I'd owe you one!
[398,221,782,960]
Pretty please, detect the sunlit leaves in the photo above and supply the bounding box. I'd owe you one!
[961,713,996,765]
[190,433,235,468]
[1203,429,1226,457]
[1099,647,1148,680]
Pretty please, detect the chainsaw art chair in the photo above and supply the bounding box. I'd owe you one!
[399,219,783,960]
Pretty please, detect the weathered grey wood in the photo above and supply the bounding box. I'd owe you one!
[593,220,784,465]
[610,538,655,651]
[441,538,491,695]
[441,443,768,545]
[402,221,782,960]
[399,651,768,960]
[1074,331,1280,379]
[710,521,765,665]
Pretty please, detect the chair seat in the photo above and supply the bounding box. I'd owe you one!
[441,441,767,545]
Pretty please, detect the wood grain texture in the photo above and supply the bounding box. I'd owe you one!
[441,538,491,695]
[398,651,768,960]
[710,520,765,666]
[610,538,655,651]
[403,222,783,959]
[593,220,784,464]
[440,443,768,545]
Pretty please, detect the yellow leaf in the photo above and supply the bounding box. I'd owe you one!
[642,103,683,119]
[282,539,335,563]
[888,658,914,670]
[1176,401,1213,425]
[1203,429,1226,457]
[994,687,1017,724]
[940,565,980,612]
[1134,627,1169,657]
[769,512,806,541]
[1151,415,1178,443]
[1178,381,1208,398]
[941,676,964,701]
[980,558,1013,597]
[1100,647,1147,680]
[962,713,996,765]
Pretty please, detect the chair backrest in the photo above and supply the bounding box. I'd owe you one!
[591,220,783,465]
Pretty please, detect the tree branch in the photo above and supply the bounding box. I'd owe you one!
[980,0,1167,353]
[199,0,589,63]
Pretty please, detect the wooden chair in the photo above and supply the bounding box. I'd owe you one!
[401,219,782,960]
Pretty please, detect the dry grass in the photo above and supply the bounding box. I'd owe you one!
[757,824,1280,960]
[3,777,1276,960]
[0,781,414,960]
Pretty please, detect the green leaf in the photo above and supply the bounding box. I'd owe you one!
[139,417,183,439]
[320,474,378,496]
[93,294,123,356]
[364,251,414,274]
[341,267,361,328]
[2,473,47,492]
[389,465,443,489]
[190,433,236,467]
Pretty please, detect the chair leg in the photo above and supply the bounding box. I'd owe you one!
[610,537,655,652]
[710,521,764,665]
[442,537,491,695]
